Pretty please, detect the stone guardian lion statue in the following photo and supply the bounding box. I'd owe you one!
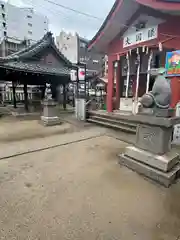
[140,68,171,109]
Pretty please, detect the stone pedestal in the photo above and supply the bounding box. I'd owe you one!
[75,98,86,121]
[41,99,61,126]
[139,107,175,117]
[119,114,180,187]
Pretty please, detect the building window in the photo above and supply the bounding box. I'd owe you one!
[1,4,5,10]
[4,31,7,37]
[2,22,6,28]
[2,13,5,19]
[28,31,32,35]
[28,23,32,27]
[27,15,32,19]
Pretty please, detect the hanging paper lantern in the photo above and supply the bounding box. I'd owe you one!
[126,52,128,60]
[70,69,77,81]
[78,67,85,81]
[136,48,139,55]
[159,42,163,52]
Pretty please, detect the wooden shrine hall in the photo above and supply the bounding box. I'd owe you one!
[0,32,73,111]
[88,0,180,113]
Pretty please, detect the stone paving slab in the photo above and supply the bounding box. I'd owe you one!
[0,127,105,160]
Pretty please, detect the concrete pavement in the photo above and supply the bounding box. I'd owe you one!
[1,132,180,239]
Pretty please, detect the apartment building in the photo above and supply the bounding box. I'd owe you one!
[0,0,48,56]
[0,1,49,103]
[56,31,104,76]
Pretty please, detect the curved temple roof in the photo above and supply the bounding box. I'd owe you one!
[0,32,72,66]
[88,0,180,52]
[0,32,74,77]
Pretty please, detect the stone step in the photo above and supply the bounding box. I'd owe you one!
[88,111,138,127]
[88,111,129,121]
[119,154,180,188]
[87,118,136,134]
[91,115,137,129]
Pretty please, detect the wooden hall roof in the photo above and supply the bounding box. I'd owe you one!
[88,0,180,53]
[0,32,73,77]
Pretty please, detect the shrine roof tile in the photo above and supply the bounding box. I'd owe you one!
[1,61,70,77]
[0,32,72,67]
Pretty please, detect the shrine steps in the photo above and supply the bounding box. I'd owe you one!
[87,111,137,134]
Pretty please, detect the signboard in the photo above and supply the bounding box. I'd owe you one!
[78,67,85,81]
[165,50,180,76]
[123,26,158,48]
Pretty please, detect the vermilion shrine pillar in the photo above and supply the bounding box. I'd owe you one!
[115,61,121,110]
[170,77,180,108]
[106,57,114,112]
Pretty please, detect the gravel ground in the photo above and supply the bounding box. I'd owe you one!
[0,117,75,142]
[1,133,180,239]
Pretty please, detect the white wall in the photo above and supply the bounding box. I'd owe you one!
[0,0,48,42]
[56,31,78,64]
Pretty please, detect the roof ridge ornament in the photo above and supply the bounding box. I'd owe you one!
[44,31,52,38]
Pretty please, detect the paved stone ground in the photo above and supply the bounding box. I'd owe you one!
[1,130,180,239]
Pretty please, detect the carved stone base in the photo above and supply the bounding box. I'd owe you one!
[138,108,174,117]
[136,124,173,155]
[119,153,180,188]
[117,114,180,187]
[124,146,179,172]
[41,98,61,126]
[41,116,61,126]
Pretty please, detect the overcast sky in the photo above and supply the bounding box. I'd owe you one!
[10,0,115,39]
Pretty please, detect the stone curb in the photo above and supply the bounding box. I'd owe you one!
[0,133,105,160]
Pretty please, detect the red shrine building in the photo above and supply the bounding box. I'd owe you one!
[88,0,180,113]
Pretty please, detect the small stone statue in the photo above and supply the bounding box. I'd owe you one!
[140,68,171,109]
[45,83,52,100]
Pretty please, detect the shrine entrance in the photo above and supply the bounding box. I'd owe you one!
[117,47,162,113]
